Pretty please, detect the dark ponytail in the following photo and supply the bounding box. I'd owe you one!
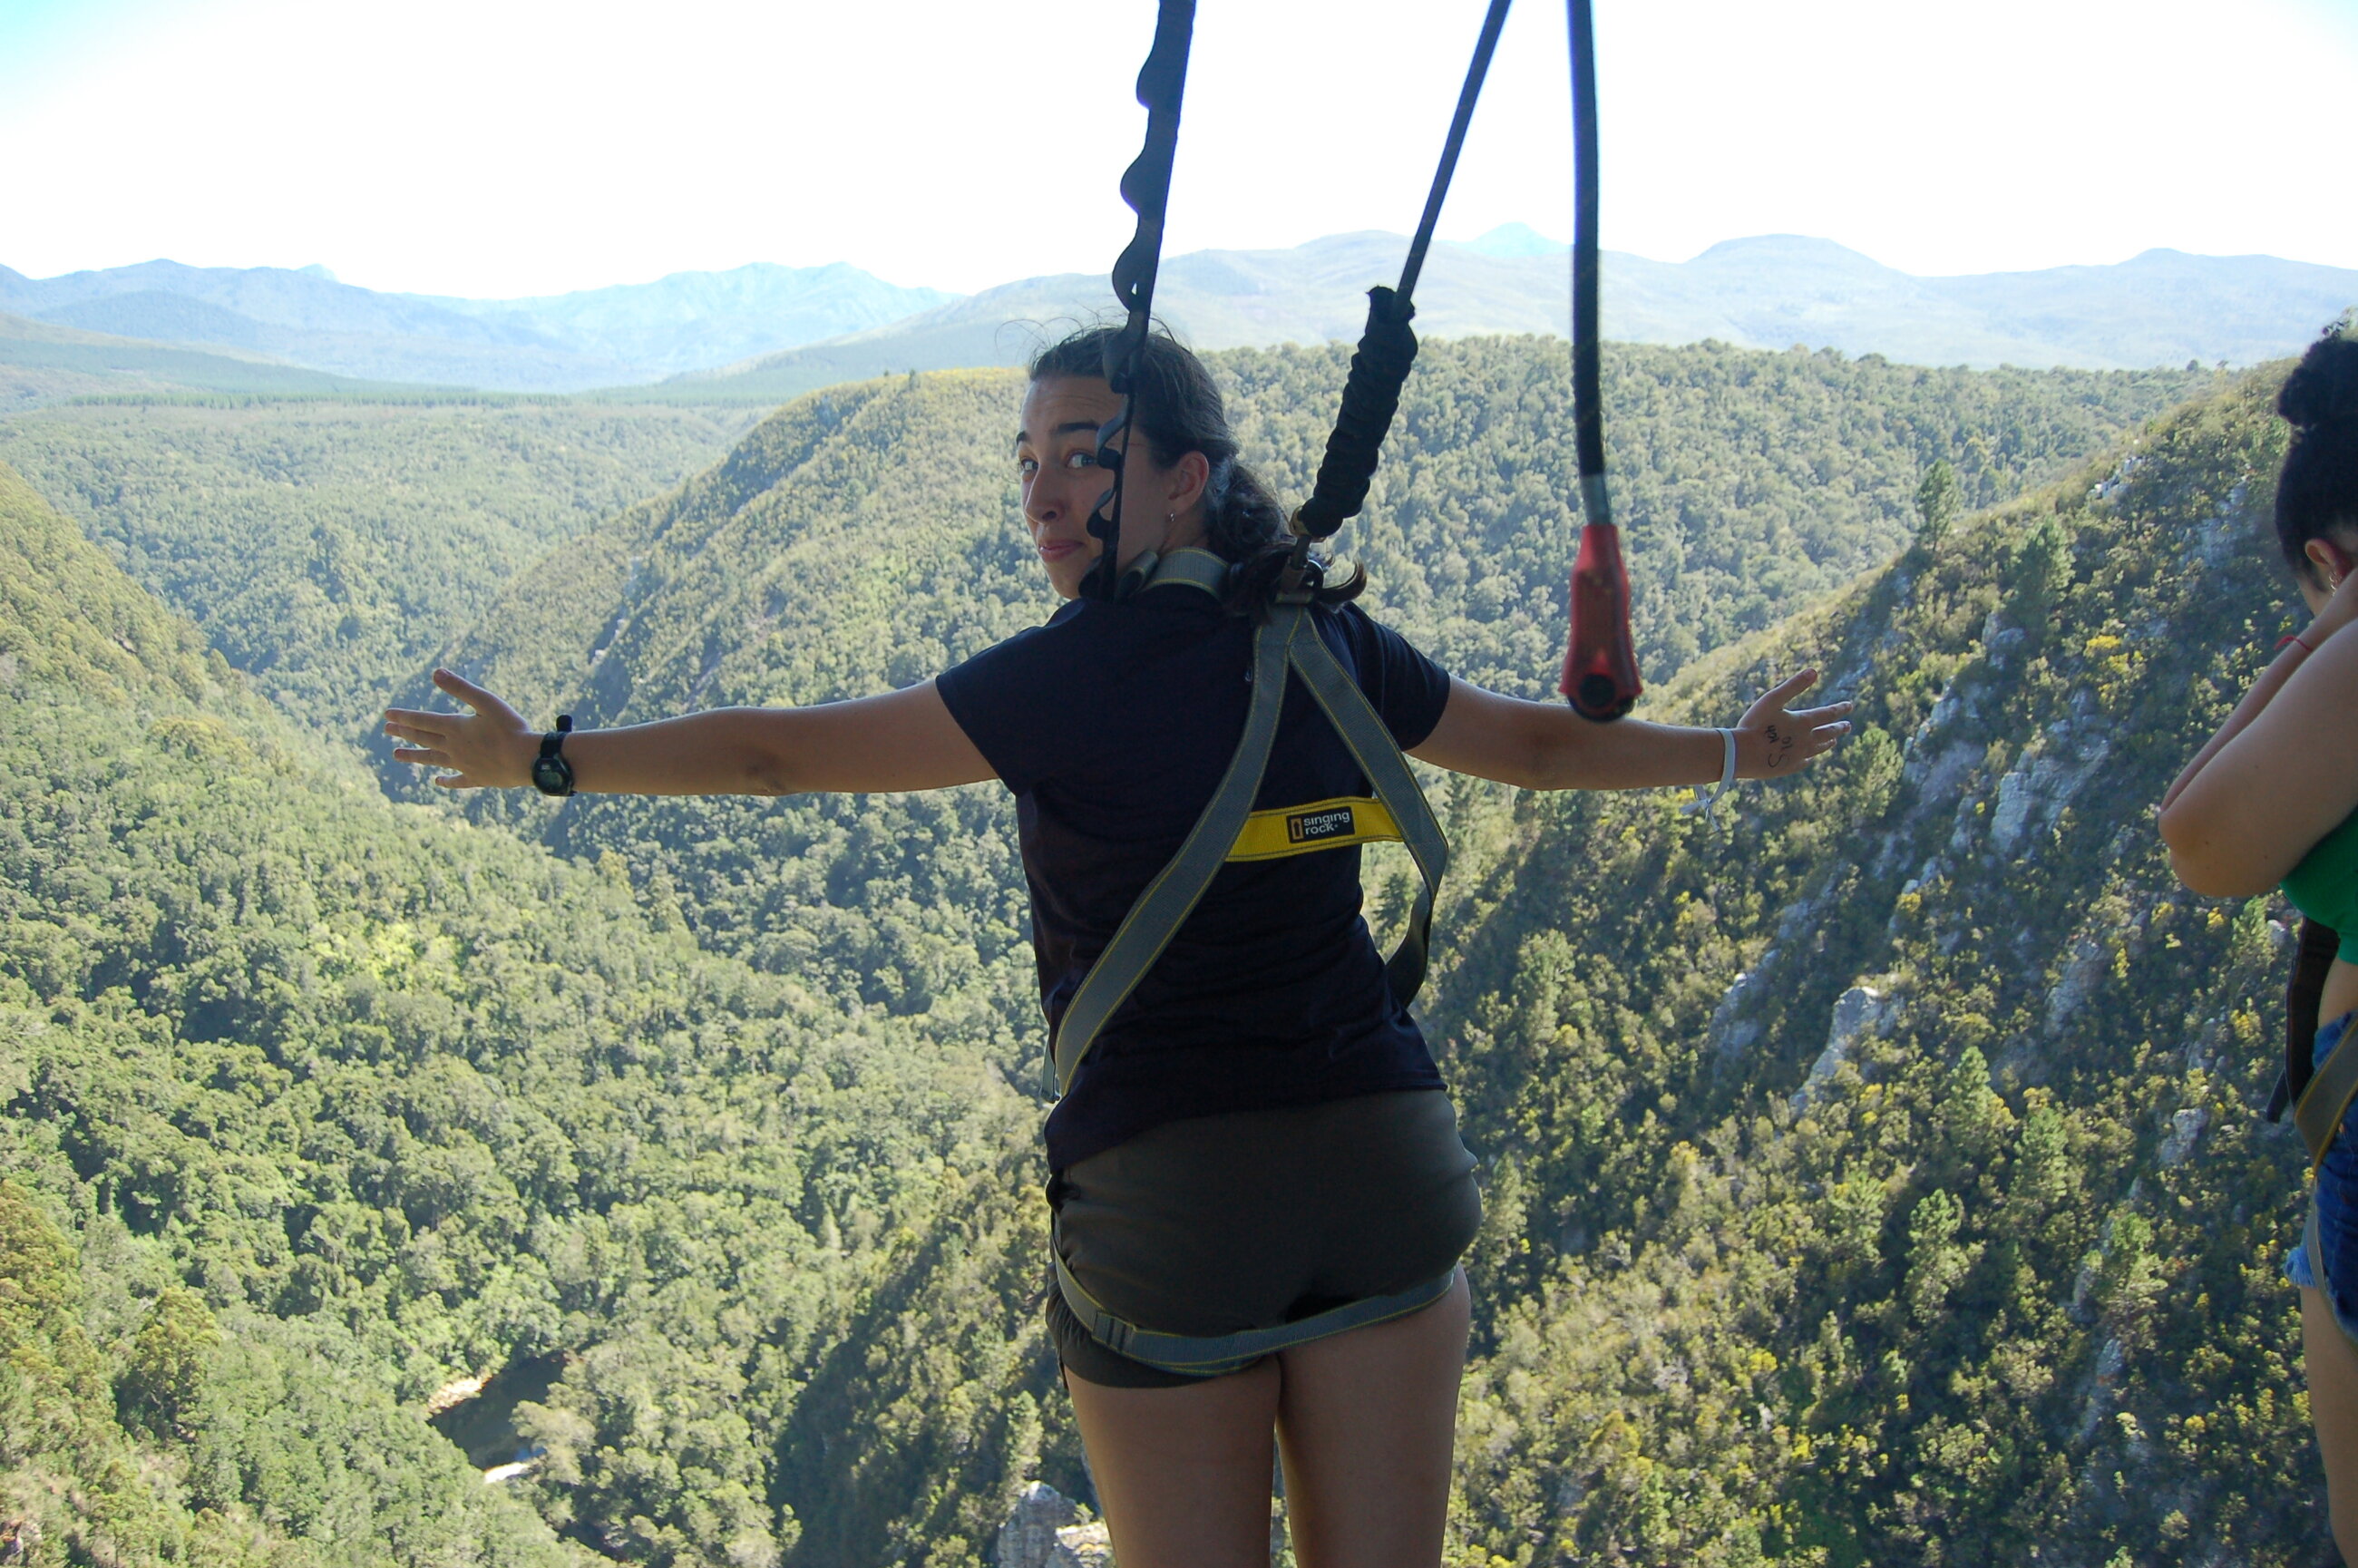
[2275,318,2358,582]
[1028,324,1363,611]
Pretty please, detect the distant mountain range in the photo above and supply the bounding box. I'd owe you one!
[4,229,2352,401]
[0,308,425,411]
[680,233,2358,404]
[0,258,951,393]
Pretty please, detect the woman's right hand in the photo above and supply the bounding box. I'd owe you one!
[383,669,537,789]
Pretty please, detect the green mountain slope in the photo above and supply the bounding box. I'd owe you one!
[0,339,2202,754]
[0,465,1094,1565]
[1426,367,2321,1563]
[0,460,219,702]
[0,463,570,1563]
[0,400,755,731]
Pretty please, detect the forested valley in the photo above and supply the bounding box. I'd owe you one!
[0,334,2332,1566]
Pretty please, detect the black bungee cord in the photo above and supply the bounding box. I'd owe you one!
[1555,0,1642,719]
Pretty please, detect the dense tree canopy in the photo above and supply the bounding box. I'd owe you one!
[0,402,751,732]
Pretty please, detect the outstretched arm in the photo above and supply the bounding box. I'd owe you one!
[384,668,994,795]
[1408,669,1849,791]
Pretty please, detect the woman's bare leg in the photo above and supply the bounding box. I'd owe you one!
[1065,1358,1282,1568]
[1274,1270,1472,1568]
[2306,1284,2358,1562]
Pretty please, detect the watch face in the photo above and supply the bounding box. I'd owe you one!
[532,754,572,795]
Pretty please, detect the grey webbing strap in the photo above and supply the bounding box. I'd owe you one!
[2297,1034,2358,1169]
[1052,1222,1457,1375]
[1138,546,1229,599]
[1286,623,1451,1003]
[1051,607,1300,1095]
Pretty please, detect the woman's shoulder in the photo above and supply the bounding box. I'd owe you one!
[940,594,1218,717]
[1306,599,1453,745]
[949,599,1094,671]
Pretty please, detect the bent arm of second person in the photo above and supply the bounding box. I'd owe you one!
[2160,628,2358,895]
[2168,569,2358,812]
[385,668,994,795]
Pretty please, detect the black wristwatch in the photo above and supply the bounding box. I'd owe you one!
[531,715,576,797]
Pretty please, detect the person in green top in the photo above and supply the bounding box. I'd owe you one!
[2163,323,2358,1557]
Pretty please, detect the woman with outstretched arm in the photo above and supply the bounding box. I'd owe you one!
[385,327,1848,1568]
[2161,328,2358,1562]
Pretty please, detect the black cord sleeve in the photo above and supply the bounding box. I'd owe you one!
[1292,287,1419,541]
[1086,0,1196,599]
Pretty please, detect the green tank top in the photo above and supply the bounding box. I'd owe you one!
[2281,807,2358,962]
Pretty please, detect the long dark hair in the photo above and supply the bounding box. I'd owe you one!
[1028,325,1362,609]
[2275,320,2358,584]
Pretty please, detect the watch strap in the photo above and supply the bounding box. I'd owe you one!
[532,715,576,796]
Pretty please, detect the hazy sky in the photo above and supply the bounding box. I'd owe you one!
[4,0,2353,299]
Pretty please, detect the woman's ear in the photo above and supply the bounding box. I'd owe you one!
[1170,451,1211,516]
[2309,536,2355,589]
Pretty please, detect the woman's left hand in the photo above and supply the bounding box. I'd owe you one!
[1736,669,1852,777]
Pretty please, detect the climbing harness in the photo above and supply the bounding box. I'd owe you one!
[1054,1232,1457,1379]
[1049,550,1450,1096]
[1047,550,1457,1375]
[2276,912,2358,1176]
[1055,0,1522,1091]
[2262,917,2356,1172]
[2271,917,2334,1125]
[1048,0,1638,1373]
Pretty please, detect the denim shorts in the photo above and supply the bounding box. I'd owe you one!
[2286,1011,2358,1338]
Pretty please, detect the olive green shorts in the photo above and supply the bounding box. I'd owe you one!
[1047,1088,1482,1389]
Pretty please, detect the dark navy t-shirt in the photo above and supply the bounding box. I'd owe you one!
[937,587,1456,1172]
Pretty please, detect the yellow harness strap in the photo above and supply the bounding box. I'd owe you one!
[1227,795,1402,862]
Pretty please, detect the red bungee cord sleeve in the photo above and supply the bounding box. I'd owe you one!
[1562,519,1640,719]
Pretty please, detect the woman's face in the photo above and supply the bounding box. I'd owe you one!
[1016,375,1208,599]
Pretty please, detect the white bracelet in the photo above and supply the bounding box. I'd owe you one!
[1682,728,1738,820]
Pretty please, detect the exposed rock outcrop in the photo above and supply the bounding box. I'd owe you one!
[1793,985,1896,1108]
[997,1483,1115,1568]
[422,1373,487,1417]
